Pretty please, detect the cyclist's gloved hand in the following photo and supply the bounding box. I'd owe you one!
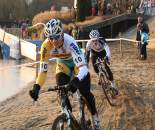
[29,84,40,101]
[104,56,110,65]
[66,77,80,92]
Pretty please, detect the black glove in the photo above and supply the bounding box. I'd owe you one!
[104,56,110,65]
[70,77,80,88]
[66,77,80,93]
[29,84,40,101]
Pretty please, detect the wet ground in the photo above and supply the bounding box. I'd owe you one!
[0,59,36,102]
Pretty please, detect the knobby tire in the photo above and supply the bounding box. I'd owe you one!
[52,114,80,130]
[100,75,116,106]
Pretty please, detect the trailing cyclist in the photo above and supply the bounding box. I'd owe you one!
[86,29,119,97]
[29,19,101,130]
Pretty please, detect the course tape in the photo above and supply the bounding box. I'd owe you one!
[0,38,155,70]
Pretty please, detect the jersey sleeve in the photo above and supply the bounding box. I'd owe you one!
[86,41,91,51]
[104,43,111,59]
[85,41,91,63]
[36,40,53,86]
[69,41,88,80]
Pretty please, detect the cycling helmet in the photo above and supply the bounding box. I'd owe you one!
[89,30,100,40]
[44,19,63,39]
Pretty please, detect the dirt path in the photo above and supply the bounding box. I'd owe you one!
[0,17,155,130]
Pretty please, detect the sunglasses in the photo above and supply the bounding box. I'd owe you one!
[49,35,61,40]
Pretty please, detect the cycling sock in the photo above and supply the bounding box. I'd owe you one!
[110,80,116,88]
[92,114,101,130]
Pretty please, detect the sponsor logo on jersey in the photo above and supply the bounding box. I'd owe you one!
[70,43,81,55]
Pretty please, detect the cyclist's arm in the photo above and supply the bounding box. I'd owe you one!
[70,41,88,80]
[85,41,91,64]
[36,40,53,86]
[104,43,111,60]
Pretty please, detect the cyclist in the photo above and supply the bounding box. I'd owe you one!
[86,29,119,96]
[29,19,101,130]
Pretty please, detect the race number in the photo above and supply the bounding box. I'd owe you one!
[74,56,82,64]
[40,62,48,72]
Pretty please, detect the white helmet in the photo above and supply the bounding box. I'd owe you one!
[89,30,100,40]
[44,19,63,39]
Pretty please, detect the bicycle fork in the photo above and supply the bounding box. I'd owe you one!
[60,95,80,130]
[77,91,90,130]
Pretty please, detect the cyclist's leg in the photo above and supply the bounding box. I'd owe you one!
[105,63,119,96]
[56,61,74,111]
[91,54,99,74]
[104,63,113,81]
[77,72,101,130]
[91,54,102,86]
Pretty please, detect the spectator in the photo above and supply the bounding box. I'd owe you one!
[21,20,28,39]
[140,25,149,60]
[137,16,149,34]
[68,26,73,36]
[78,26,85,48]
[105,3,113,15]
[91,0,98,16]
[71,25,79,40]
[136,16,149,60]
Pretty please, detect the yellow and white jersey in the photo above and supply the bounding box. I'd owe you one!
[36,33,88,86]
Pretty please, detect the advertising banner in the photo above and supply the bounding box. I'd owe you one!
[3,33,21,59]
[20,39,37,61]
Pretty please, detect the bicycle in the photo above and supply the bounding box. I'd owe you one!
[95,57,117,106]
[42,84,93,130]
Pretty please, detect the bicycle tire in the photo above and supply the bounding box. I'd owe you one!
[100,74,116,106]
[52,114,80,130]
[81,98,93,130]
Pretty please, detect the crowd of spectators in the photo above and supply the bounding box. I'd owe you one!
[91,0,113,16]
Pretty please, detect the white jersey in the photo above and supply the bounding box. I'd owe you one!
[86,38,111,59]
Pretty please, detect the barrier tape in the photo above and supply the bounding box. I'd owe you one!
[0,37,155,71]
[0,58,57,71]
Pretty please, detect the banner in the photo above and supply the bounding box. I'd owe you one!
[9,37,21,59]
[20,40,37,61]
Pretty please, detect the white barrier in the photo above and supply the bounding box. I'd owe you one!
[0,28,37,60]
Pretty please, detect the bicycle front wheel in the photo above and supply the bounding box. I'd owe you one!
[100,75,116,106]
[81,98,93,130]
[52,114,80,130]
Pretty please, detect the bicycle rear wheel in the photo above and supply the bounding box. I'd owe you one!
[52,114,80,130]
[100,75,116,106]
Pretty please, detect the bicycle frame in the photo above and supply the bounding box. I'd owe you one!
[57,87,80,129]
[96,58,109,83]
[95,58,117,106]
[47,85,92,130]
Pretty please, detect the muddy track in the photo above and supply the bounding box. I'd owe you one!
[0,41,154,130]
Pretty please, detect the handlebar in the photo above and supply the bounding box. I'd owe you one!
[41,84,69,93]
[94,58,105,66]
[48,84,69,91]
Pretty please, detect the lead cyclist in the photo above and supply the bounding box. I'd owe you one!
[29,19,101,130]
